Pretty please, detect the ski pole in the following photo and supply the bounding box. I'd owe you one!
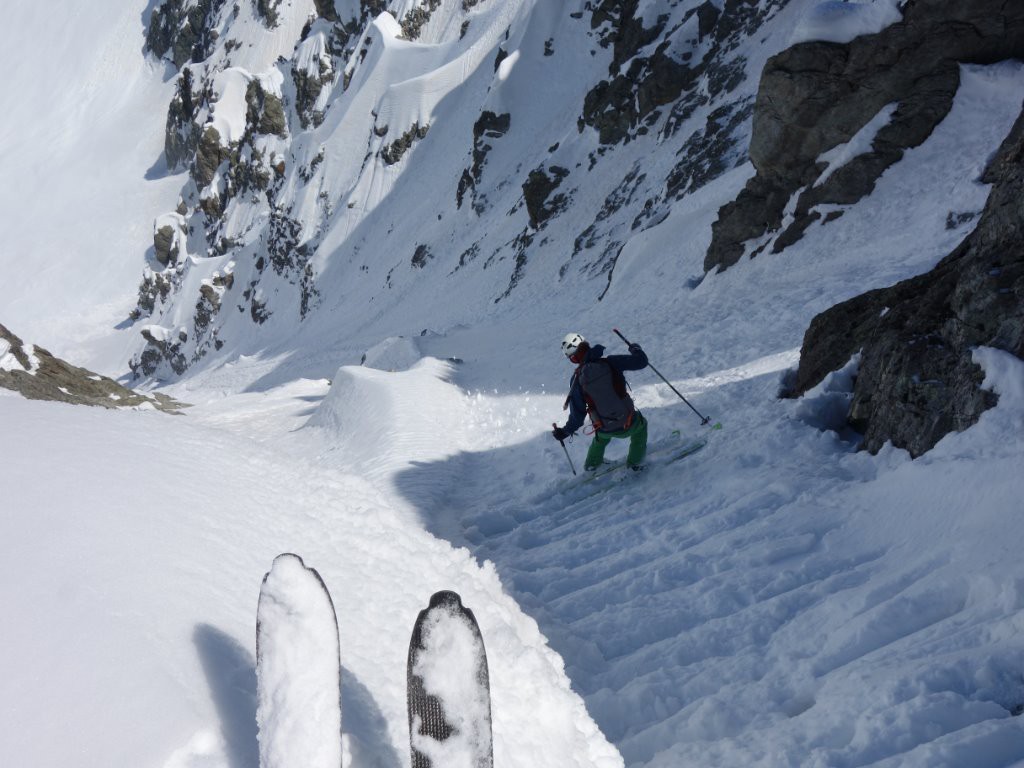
[613,328,712,426]
[552,422,577,475]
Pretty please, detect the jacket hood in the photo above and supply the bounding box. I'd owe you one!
[584,344,605,362]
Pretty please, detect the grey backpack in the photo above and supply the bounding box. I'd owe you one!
[578,361,635,432]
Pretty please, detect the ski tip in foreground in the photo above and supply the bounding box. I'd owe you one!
[408,590,493,768]
[427,590,465,611]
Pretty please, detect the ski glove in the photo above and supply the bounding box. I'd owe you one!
[552,426,571,442]
[628,343,643,354]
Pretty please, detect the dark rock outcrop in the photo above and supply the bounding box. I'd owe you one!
[580,0,787,145]
[146,0,226,67]
[522,165,570,229]
[256,0,284,28]
[195,125,228,188]
[471,111,510,181]
[0,324,185,412]
[137,327,190,377]
[315,0,340,22]
[153,219,184,267]
[293,43,335,129]
[411,244,432,268]
[245,79,288,137]
[400,0,442,40]
[788,104,1024,457]
[166,67,201,170]
[458,110,511,211]
[380,123,430,165]
[707,0,1024,272]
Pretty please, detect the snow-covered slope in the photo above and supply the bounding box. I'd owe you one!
[2,1,1024,768]
[0,390,620,768]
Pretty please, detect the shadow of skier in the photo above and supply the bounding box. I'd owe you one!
[341,666,403,768]
[193,624,259,768]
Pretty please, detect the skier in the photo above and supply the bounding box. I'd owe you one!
[552,332,650,471]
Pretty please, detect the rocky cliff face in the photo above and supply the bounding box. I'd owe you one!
[706,0,1024,272]
[134,0,377,378]
[787,103,1024,457]
[128,0,1024,460]
[695,0,1024,456]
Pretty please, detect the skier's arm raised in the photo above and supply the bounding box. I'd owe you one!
[606,343,648,373]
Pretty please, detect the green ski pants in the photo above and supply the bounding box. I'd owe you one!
[584,412,648,470]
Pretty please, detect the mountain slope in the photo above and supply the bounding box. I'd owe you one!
[127,0,819,378]
[3,2,1024,768]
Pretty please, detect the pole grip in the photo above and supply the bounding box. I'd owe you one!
[613,328,630,346]
[553,423,577,475]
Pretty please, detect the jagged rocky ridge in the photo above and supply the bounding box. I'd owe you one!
[787,104,1024,457]
[0,324,185,412]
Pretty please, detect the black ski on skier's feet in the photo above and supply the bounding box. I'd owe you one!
[407,590,493,768]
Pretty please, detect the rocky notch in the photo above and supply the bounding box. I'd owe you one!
[706,0,1024,273]
[787,104,1024,457]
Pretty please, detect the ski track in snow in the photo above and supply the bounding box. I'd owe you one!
[309,350,1024,768]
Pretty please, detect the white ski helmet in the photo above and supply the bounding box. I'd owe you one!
[561,332,586,358]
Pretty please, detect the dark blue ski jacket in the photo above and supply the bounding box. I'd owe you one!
[561,343,648,435]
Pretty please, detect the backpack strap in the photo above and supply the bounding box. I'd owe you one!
[563,367,581,411]
[576,361,605,430]
[608,361,628,398]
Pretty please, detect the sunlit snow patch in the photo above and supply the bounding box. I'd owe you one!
[0,338,39,373]
[791,0,904,45]
[0,338,17,371]
[361,335,423,371]
[814,103,898,187]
